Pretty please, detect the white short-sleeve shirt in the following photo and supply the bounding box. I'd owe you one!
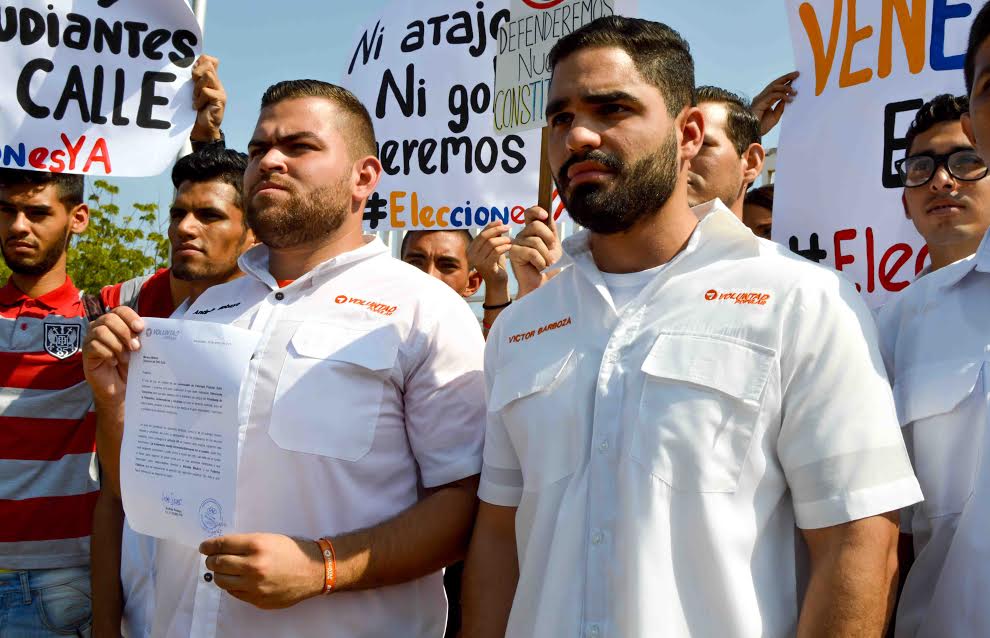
[878,231,990,638]
[146,237,486,638]
[480,201,922,638]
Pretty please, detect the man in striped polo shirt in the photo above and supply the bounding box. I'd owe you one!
[0,168,96,636]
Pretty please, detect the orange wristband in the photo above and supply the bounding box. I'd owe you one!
[316,537,337,595]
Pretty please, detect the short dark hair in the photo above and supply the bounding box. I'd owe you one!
[260,79,377,158]
[0,169,84,207]
[744,184,774,211]
[400,229,474,260]
[548,16,695,116]
[171,147,249,211]
[965,2,990,95]
[696,86,762,156]
[904,94,970,155]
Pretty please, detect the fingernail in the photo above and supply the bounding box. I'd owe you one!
[130,338,141,351]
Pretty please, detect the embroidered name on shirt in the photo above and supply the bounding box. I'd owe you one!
[335,295,398,316]
[193,302,241,315]
[704,290,771,306]
[507,316,572,344]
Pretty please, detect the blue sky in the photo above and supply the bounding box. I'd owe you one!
[110,0,795,231]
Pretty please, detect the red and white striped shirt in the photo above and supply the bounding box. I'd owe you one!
[0,277,98,569]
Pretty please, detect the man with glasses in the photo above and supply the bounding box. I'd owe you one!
[895,94,990,275]
[877,88,990,634]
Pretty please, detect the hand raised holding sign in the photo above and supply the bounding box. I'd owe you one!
[751,71,799,136]
[509,206,562,300]
[191,55,226,143]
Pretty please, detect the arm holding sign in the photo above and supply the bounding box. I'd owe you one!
[190,54,226,147]
[467,222,513,336]
[509,206,563,300]
[751,71,799,136]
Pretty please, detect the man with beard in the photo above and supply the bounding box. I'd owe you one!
[462,16,921,638]
[0,169,96,636]
[687,86,765,219]
[874,9,990,635]
[91,147,253,638]
[83,80,486,637]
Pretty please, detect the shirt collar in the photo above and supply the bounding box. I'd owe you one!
[237,235,389,290]
[0,276,80,310]
[977,226,990,274]
[925,227,990,291]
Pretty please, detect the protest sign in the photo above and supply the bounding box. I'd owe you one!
[493,0,629,135]
[343,0,551,231]
[774,0,975,307]
[0,0,202,177]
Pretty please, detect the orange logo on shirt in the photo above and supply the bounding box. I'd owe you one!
[507,316,572,344]
[705,289,771,306]
[334,295,398,316]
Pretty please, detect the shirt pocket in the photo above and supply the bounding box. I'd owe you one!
[490,349,584,490]
[269,322,399,461]
[895,362,985,519]
[633,332,774,493]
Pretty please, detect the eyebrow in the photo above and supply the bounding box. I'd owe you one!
[910,144,975,156]
[546,90,642,119]
[248,131,323,151]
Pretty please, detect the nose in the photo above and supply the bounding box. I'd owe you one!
[565,118,602,154]
[257,147,288,175]
[172,212,198,240]
[7,211,30,236]
[929,164,957,192]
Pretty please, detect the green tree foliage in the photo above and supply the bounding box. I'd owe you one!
[0,180,168,293]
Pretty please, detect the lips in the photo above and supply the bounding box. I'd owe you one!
[926,199,966,216]
[566,161,614,188]
[173,244,204,258]
[252,180,289,196]
[5,240,36,252]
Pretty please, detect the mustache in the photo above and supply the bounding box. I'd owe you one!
[251,175,294,194]
[558,150,624,185]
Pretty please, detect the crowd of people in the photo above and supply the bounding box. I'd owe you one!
[2,6,990,638]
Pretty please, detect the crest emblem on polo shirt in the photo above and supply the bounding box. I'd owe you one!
[44,322,81,360]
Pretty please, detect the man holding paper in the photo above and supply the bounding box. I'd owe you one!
[84,80,486,637]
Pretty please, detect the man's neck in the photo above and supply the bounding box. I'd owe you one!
[10,261,68,299]
[267,225,366,281]
[171,270,245,306]
[727,193,745,220]
[928,237,984,272]
[589,190,699,274]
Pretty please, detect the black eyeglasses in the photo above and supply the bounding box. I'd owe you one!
[895,149,989,188]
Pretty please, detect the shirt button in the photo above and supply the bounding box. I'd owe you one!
[274,292,285,301]
[589,624,601,638]
[203,572,213,582]
[20,323,27,331]
[592,531,604,545]
[598,439,609,453]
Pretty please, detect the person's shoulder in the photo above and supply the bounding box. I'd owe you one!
[100,270,157,309]
[749,239,868,310]
[486,265,574,342]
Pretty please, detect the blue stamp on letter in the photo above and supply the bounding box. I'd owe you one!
[199,498,224,533]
